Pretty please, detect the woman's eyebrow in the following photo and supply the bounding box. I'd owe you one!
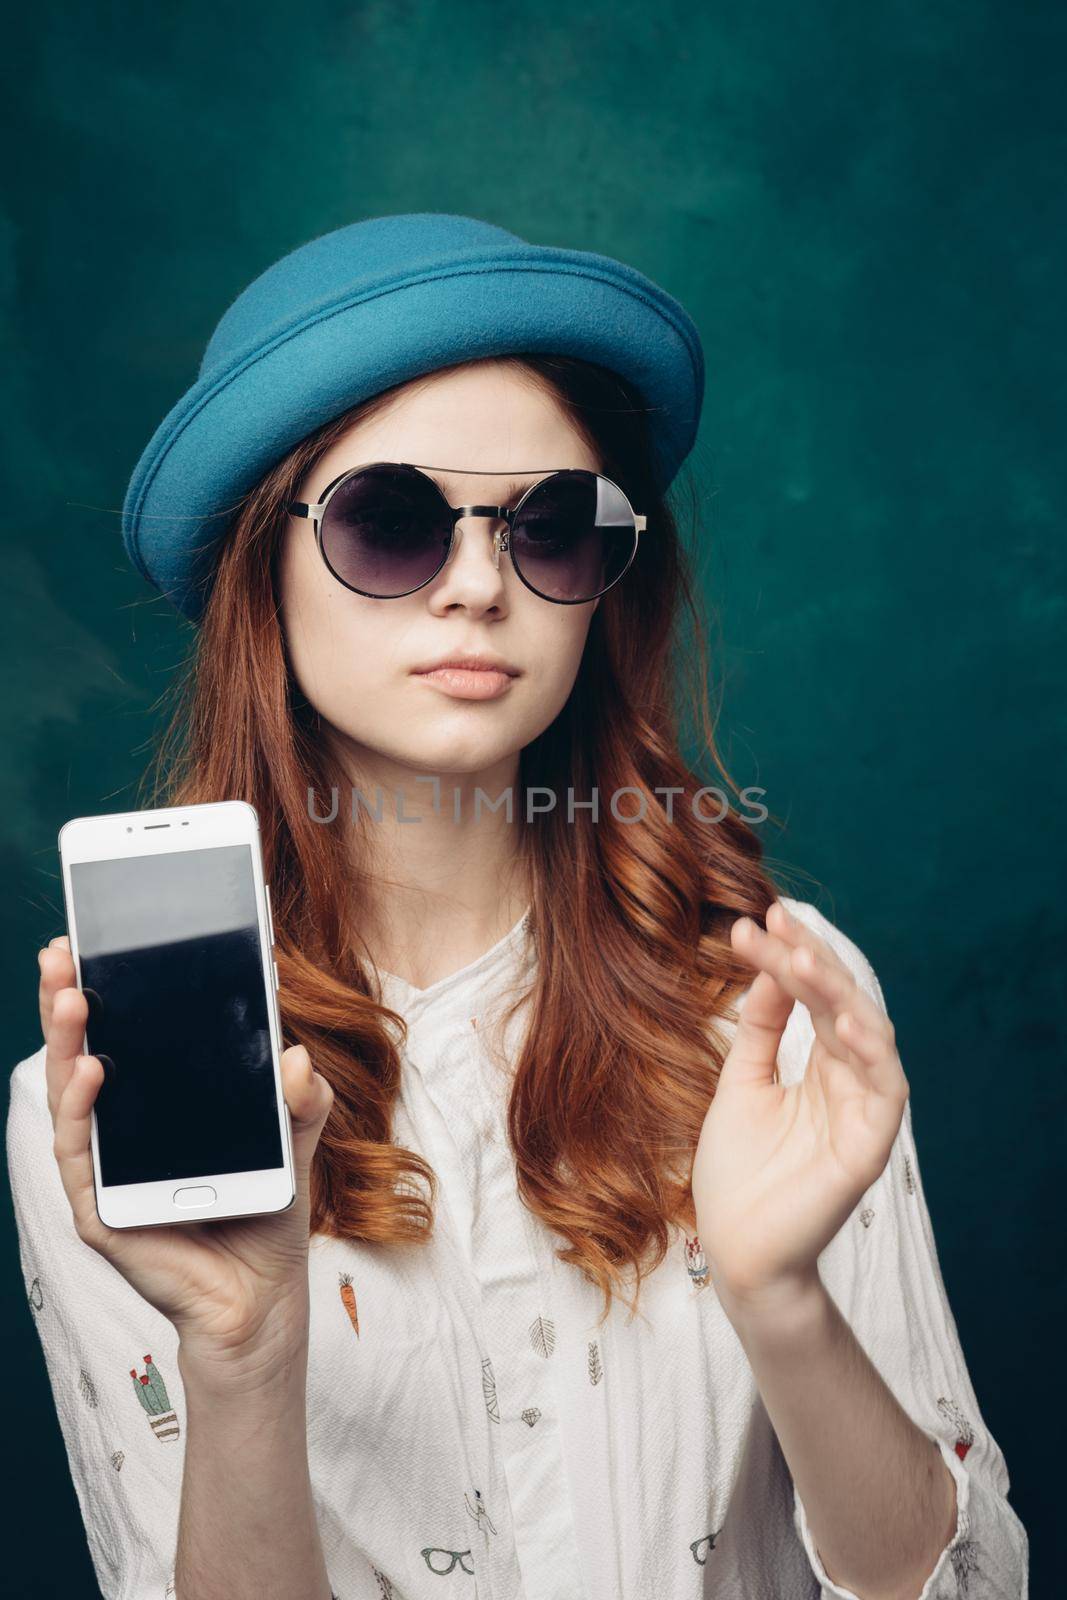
[499,478,540,506]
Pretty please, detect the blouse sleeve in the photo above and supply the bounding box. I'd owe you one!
[6,1044,185,1600]
[781,901,1030,1600]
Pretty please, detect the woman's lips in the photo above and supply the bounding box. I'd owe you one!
[412,666,516,700]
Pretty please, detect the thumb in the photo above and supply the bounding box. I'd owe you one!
[719,967,794,1090]
[280,1043,334,1174]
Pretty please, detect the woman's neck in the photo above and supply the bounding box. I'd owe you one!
[336,751,530,990]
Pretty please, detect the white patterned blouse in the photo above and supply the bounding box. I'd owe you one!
[6,898,1028,1598]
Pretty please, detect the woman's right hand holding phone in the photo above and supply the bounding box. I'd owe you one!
[38,935,335,1386]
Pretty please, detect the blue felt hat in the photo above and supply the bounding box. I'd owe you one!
[121,212,705,623]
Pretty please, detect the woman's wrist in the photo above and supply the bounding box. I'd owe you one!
[714,1266,830,1346]
[177,1302,312,1399]
[174,1298,326,1600]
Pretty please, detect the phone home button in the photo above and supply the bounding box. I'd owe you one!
[173,1185,217,1209]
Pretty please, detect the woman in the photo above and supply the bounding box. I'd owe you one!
[9,215,1026,1599]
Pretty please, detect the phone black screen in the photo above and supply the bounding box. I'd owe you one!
[70,843,284,1188]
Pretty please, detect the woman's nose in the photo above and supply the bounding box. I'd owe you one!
[425,516,511,614]
[450,514,509,567]
[441,516,510,580]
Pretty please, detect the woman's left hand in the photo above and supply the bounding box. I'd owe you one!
[691,900,909,1319]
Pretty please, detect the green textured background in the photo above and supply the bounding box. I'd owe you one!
[2,2,1062,1593]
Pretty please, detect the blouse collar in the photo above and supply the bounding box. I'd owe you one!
[370,904,534,1021]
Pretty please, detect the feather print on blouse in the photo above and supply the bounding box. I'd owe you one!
[950,1536,982,1595]
[529,1313,555,1358]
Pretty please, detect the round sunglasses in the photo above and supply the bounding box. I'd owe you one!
[286,461,647,605]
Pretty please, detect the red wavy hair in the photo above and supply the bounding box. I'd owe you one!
[138,353,793,1323]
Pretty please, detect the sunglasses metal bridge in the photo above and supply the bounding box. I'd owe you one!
[286,461,646,592]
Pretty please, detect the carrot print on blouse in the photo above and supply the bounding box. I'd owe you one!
[338,1271,360,1337]
[684,1233,710,1289]
[903,1153,916,1195]
[587,1339,603,1386]
[130,1354,180,1442]
[481,1355,500,1422]
[937,1395,976,1460]
[27,1274,43,1312]
[371,1569,396,1598]
[529,1314,555,1358]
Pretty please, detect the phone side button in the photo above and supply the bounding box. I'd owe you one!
[173,1185,217,1208]
[273,958,280,992]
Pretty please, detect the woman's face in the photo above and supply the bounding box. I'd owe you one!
[278,360,601,783]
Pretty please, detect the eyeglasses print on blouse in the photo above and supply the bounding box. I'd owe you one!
[420,1546,475,1575]
[690,1527,724,1564]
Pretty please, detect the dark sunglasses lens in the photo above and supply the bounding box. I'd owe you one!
[319,467,451,596]
[510,473,638,602]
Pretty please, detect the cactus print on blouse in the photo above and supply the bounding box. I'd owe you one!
[130,1354,180,1442]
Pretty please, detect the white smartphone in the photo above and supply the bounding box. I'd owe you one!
[57,799,296,1229]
